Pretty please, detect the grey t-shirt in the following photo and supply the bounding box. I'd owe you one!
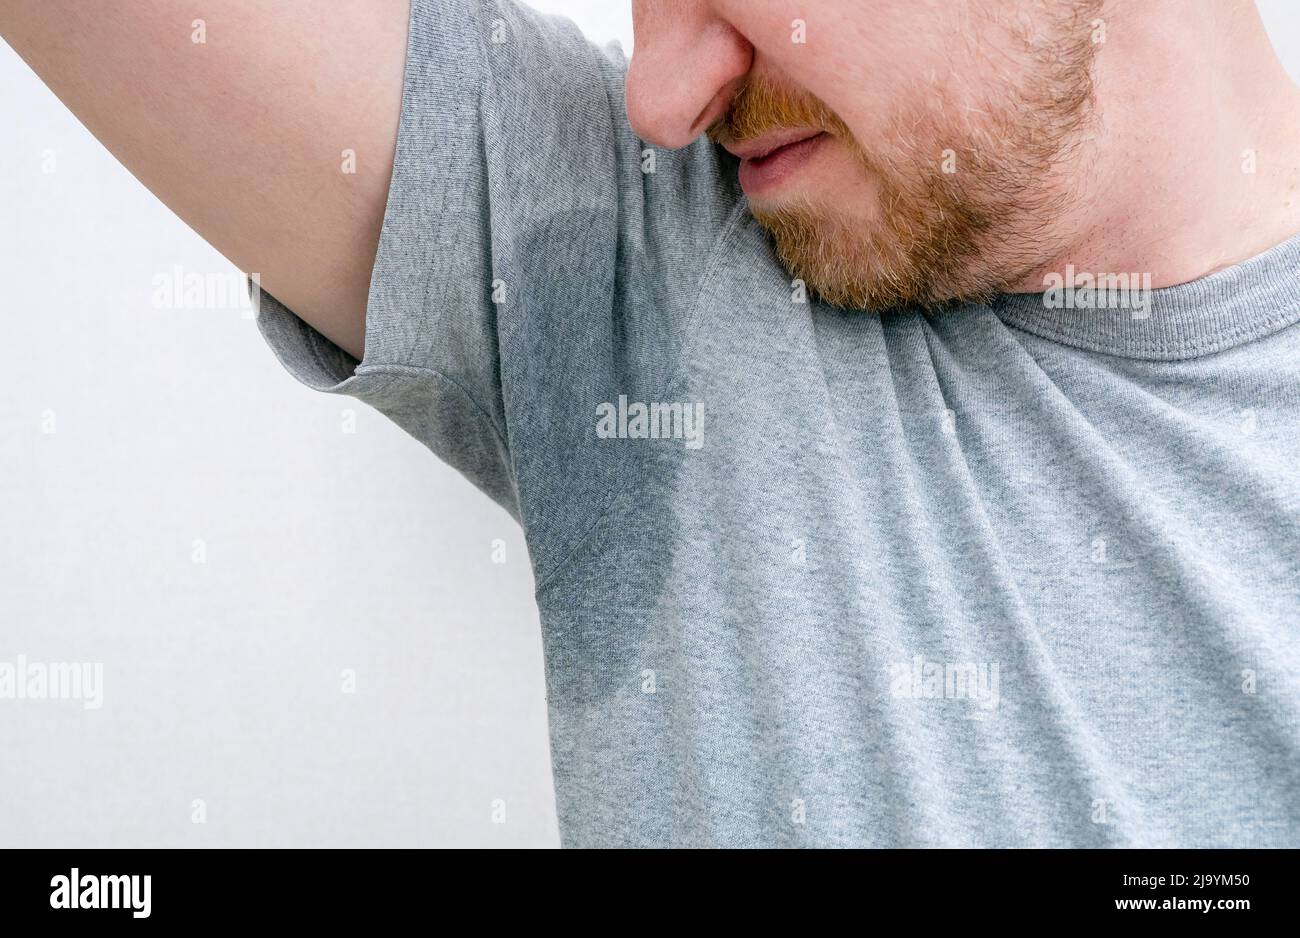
[255,0,1300,847]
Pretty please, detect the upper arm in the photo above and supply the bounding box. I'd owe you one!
[0,0,412,358]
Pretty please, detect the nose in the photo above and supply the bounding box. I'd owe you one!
[625,3,752,150]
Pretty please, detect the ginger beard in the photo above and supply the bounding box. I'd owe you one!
[707,4,1102,312]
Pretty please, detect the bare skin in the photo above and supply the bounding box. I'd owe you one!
[0,0,410,360]
[1036,0,1300,289]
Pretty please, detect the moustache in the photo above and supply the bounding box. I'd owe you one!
[706,76,851,149]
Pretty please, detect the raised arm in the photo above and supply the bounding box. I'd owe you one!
[0,0,412,359]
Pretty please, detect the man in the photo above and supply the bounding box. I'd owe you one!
[3,0,1297,848]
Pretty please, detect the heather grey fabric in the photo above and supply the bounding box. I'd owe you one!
[254,0,1300,847]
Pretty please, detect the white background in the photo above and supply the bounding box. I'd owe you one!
[0,2,1296,848]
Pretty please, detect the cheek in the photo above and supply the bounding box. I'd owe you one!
[712,2,901,137]
[715,0,869,76]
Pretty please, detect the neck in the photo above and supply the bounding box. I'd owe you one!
[1013,0,1300,293]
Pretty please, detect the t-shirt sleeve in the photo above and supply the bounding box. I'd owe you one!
[252,0,744,582]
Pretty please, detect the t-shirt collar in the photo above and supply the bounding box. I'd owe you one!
[989,231,1300,360]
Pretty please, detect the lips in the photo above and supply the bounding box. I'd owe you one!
[728,130,829,196]
[723,127,826,162]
